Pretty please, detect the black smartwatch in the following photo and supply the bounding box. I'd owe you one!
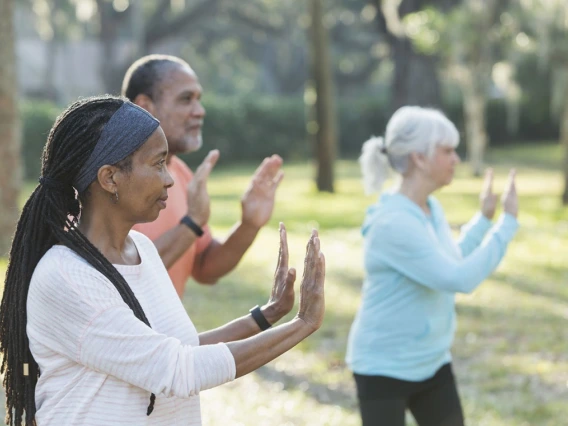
[249,305,272,331]
[180,215,204,237]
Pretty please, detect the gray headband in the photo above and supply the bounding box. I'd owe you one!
[74,102,160,193]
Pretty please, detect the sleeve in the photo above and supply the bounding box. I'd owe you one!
[366,212,519,294]
[32,254,235,398]
[458,212,493,257]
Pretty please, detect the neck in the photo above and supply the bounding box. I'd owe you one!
[78,204,133,264]
[397,174,437,214]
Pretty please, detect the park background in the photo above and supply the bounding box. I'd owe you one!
[0,0,567,425]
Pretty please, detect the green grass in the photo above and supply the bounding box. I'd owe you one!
[1,143,568,425]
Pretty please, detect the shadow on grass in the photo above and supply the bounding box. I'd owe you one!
[456,300,566,325]
[253,364,358,411]
[493,269,568,305]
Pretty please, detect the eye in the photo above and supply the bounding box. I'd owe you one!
[156,159,166,168]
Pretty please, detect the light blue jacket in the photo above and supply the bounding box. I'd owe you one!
[346,192,518,381]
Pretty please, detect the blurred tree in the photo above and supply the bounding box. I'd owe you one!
[512,0,568,203]
[405,0,512,176]
[21,0,389,98]
[309,0,338,192]
[515,0,568,205]
[0,0,22,254]
[369,0,461,111]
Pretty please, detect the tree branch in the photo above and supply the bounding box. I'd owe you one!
[144,0,222,48]
[229,6,286,36]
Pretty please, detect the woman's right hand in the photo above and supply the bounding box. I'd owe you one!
[295,230,326,331]
[501,169,518,218]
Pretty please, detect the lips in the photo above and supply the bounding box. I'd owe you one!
[157,195,168,208]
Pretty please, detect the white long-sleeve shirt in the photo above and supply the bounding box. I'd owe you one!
[27,230,236,426]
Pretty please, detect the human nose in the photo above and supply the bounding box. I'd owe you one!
[164,167,174,189]
[192,101,205,119]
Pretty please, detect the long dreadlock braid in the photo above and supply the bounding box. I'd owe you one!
[0,95,157,425]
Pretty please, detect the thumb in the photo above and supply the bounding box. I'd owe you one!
[286,268,297,291]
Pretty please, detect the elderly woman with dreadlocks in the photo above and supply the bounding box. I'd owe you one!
[0,95,326,426]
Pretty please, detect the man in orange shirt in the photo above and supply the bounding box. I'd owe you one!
[122,55,283,298]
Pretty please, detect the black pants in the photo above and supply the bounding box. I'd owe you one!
[354,363,465,426]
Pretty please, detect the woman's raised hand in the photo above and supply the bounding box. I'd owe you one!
[262,223,297,324]
[480,168,498,220]
[296,230,326,332]
[502,169,518,218]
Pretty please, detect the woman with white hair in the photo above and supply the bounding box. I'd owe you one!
[346,106,519,426]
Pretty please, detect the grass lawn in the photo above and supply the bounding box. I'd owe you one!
[1,142,567,425]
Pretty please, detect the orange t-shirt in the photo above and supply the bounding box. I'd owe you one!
[133,155,212,297]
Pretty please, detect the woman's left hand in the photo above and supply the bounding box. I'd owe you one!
[480,168,498,220]
[261,223,296,325]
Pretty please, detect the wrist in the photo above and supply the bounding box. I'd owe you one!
[249,305,272,331]
[260,303,283,325]
[291,316,319,336]
[239,219,262,234]
[186,212,207,227]
[180,215,204,237]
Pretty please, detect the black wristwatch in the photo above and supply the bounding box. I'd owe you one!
[180,215,204,237]
[249,305,272,331]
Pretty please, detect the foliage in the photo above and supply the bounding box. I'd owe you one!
[20,95,561,179]
[20,101,60,179]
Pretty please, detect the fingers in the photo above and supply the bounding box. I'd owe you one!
[316,251,326,288]
[254,155,283,181]
[483,168,494,193]
[507,168,516,188]
[302,229,320,283]
[307,229,319,259]
[195,150,220,182]
[278,222,289,270]
[503,168,516,195]
[272,170,285,189]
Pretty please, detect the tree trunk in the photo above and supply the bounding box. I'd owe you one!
[372,0,444,112]
[462,82,487,177]
[309,0,337,193]
[0,0,22,255]
[561,78,568,204]
[390,37,442,111]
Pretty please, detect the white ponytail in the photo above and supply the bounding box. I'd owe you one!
[359,136,390,195]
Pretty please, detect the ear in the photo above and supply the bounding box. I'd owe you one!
[409,151,429,172]
[132,94,155,116]
[96,165,120,195]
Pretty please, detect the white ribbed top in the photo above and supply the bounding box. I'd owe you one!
[27,230,236,426]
